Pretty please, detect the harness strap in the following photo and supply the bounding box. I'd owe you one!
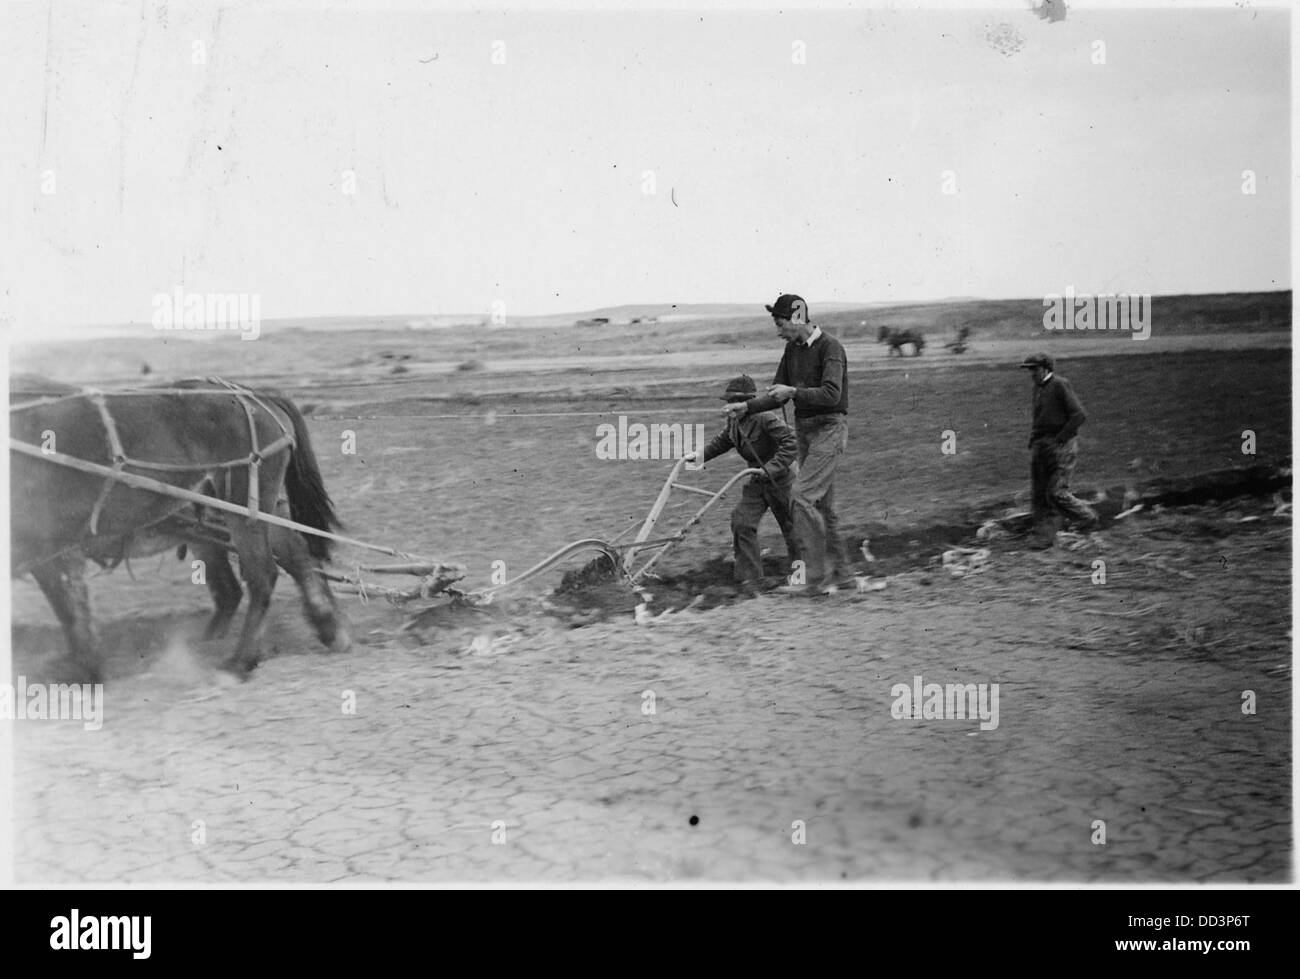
[12,437,426,561]
[215,377,298,516]
[12,377,304,553]
[219,379,264,515]
[86,389,129,536]
[207,377,294,443]
[11,377,315,572]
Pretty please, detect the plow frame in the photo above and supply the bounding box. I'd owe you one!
[470,455,762,599]
[622,456,763,583]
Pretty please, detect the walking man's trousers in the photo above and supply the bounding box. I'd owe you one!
[791,413,849,584]
[1030,436,1098,541]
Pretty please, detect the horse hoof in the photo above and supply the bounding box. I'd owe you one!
[330,628,354,655]
[323,615,354,654]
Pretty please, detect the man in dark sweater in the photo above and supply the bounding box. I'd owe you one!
[687,374,799,590]
[1019,352,1099,547]
[724,294,850,594]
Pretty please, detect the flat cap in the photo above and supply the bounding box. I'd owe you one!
[721,374,757,401]
[765,294,807,320]
[1018,352,1055,371]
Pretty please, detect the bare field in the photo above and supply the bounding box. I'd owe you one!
[7,327,1293,883]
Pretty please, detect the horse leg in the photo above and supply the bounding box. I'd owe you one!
[270,524,352,653]
[221,519,278,679]
[191,541,243,641]
[30,551,101,683]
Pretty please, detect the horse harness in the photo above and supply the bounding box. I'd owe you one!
[10,377,297,541]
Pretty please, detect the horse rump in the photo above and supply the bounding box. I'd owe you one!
[257,393,341,561]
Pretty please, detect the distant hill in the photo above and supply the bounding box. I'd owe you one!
[8,289,1290,389]
[10,291,1289,345]
[560,301,874,324]
[813,290,1292,342]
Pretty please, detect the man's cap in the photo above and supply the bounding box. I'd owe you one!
[765,294,807,320]
[1018,352,1055,371]
[721,374,758,401]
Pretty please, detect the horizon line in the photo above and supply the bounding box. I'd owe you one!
[14,286,1291,337]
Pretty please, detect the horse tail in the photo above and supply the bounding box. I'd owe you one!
[264,394,340,561]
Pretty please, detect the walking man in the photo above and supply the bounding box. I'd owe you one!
[725,294,850,595]
[688,375,798,592]
[1019,352,1099,547]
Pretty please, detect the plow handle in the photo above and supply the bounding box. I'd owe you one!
[630,456,688,552]
[627,465,763,582]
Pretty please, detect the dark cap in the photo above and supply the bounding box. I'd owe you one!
[765,294,807,321]
[1018,352,1055,371]
[721,374,757,401]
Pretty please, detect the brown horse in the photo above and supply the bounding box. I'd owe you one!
[10,375,351,681]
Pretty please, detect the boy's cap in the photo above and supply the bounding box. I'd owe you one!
[765,294,807,320]
[1019,352,1055,371]
[721,374,758,401]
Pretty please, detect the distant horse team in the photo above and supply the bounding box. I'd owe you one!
[877,325,926,357]
[10,376,351,682]
[877,324,973,356]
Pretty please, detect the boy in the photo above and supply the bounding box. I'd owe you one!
[688,375,799,592]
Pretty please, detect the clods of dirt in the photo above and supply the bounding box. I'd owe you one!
[551,553,651,626]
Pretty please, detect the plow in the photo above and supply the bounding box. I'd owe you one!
[11,379,760,632]
[25,448,760,608]
[462,455,764,603]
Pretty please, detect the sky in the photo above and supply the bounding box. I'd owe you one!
[0,1,1291,336]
